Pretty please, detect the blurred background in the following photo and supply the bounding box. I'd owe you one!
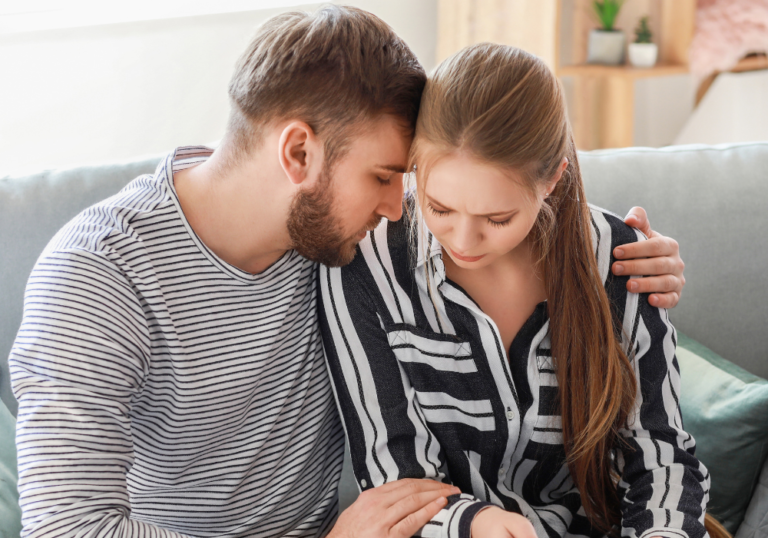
[1,0,766,174]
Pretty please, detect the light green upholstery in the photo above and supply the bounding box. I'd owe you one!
[678,333,768,533]
[0,399,21,538]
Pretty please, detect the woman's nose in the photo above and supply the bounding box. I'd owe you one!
[451,218,481,253]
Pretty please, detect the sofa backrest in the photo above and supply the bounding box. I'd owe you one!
[579,142,768,380]
[0,156,163,415]
[2,142,767,414]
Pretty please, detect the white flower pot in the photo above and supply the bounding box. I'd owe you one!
[587,30,625,65]
[628,43,658,68]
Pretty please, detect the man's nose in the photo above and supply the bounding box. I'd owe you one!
[376,175,404,222]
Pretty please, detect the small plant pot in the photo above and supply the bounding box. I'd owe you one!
[628,43,658,68]
[587,30,625,65]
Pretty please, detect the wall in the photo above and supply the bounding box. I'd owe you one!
[0,1,438,175]
[675,70,768,145]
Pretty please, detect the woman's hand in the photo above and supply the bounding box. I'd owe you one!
[329,479,460,538]
[471,507,538,538]
[613,206,685,309]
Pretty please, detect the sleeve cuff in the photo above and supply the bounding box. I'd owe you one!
[637,528,691,538]
[443,495,495,538]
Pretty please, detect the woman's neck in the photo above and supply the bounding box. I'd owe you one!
[443,238,543,294]
[442,238,547,356]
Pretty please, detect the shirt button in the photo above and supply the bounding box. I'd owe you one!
[506,410,515,420]
[361,479,368,488]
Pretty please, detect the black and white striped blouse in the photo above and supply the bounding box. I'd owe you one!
[10,147,344,538]
[318,203,710,538]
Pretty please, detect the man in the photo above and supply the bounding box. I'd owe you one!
[9,6,685,538]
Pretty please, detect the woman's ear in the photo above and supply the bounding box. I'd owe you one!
[545,157,569,196]
[278,121,322,186]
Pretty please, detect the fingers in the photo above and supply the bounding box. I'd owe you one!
[613,236,679,261]
[624,274,681,294]
[391,496,449,538]
[624,206,651,237]
[648,292,680,309]
[387,489,459,533]
[612,256,682,278]
[374,479,458,508]
[385,485,459,522]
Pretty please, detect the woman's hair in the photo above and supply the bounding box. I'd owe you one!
[410,43,638,533]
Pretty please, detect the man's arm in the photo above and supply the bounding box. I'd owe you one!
[10,248,187,538]
[614,207,686,309]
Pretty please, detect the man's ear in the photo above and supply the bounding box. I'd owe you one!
[278,121,323,186]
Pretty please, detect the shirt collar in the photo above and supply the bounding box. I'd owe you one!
[413,207,446,284]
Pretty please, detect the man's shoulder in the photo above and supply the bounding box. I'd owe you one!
[31,172,174,291]
[47,172,172,258]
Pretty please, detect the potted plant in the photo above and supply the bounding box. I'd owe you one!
[587,0,625,65]
[628,17,658,68]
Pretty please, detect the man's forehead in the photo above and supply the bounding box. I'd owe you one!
[348,118,411,167]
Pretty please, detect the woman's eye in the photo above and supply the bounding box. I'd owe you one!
[377,176,392,186]
[427,204,450,217]
[488,218,512,228]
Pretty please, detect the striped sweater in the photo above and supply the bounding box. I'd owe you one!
[9,147,344,538]
[318,203,710,538]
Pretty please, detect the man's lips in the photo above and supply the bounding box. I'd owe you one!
[449,248,486,262]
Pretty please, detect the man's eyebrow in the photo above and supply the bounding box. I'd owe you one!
[375,164,407,174]
[425,195,516,218]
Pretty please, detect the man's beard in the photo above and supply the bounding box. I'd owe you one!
[286,169,380,267]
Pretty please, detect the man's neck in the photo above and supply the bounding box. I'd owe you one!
[173,146,294,275]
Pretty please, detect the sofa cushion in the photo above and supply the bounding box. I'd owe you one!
[0,398,21,538]
[677,332,768,533]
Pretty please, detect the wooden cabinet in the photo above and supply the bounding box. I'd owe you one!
[436,0,697,149]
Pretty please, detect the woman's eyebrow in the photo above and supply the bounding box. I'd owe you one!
[425,195,516,218]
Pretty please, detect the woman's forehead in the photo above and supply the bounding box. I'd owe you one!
[422,152,535,210]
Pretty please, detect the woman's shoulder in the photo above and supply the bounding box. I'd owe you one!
[588,204,647,283]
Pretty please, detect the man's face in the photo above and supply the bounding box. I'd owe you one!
[287,114,410,266]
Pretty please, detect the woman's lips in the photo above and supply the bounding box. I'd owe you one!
[449,248,486,262]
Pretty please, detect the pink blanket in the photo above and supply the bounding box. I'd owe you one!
[689,0,768,81]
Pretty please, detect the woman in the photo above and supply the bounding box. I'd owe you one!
[319,44,710,538]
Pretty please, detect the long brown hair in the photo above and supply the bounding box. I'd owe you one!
[410,43,637,533]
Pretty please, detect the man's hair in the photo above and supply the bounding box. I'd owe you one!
[226,5,427,167]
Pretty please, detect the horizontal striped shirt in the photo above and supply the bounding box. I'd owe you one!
[10,147,344,538]
[319,203,710,538]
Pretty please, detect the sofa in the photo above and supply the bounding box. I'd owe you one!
[1,142,767,537]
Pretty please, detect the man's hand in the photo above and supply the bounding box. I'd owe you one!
[471,507,537,538]
[329,479,460,538]
[613,206,685,309]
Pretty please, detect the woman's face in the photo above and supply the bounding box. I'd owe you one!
[420,151,556,271]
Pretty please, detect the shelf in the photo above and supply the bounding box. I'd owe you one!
[558,63,689,79]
